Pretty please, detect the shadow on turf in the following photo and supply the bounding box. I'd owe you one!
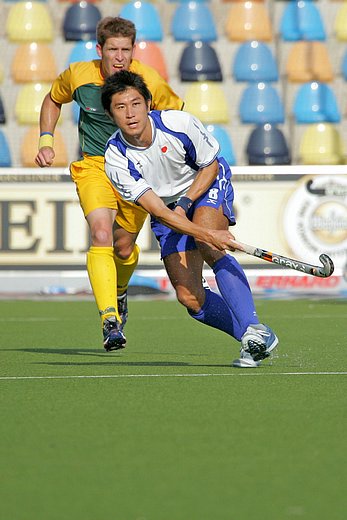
[35,361,195,367]
[6,348,239,368]
[9,347,212,359]
[9,348,234,368]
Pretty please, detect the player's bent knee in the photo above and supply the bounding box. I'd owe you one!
[91,228,113,246]
[113,243,135,260]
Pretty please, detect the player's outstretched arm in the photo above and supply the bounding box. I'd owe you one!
[178,160,219,203]
[138,189,234,251]
[35,94,62,168]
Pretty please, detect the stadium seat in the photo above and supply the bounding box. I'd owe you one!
[179,41,222,82]
[286,41,334,83]
[11,42,57,83]
[15,82,51,125]
[0,130,12,167]
[58,0,101,3]
[299,123,345,165]
[63,1,102,41]
[171,2,217,42]
[184,82,229,123]
[66,40,99,65]
[133,41,168,81]
[205,124,236,165]
[169,0,210,2]
[279,0,326,41]
[6,1,54,42]
[293,82,341,124]
[232,41,278,83]
[239,83,285,124]
[21,127,68,167]
[119,1,163,42]
[335,3,347,41]
[72,101,80,124]
[342,49,347,81]
[225,3,273,42]
[246,124,291,165]
[0,95,6,124]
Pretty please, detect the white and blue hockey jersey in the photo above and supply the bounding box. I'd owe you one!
[104,110,220,205]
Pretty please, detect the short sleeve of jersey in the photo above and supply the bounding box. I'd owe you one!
[50,67,74,104]
[50,61,104,105]
[104,140,151,203]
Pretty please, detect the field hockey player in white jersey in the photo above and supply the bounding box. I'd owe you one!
[101,70,279,367]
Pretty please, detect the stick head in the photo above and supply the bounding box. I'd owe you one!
[316,254,334,278]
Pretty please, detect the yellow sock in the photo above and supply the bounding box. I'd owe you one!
[114,244,140,296]
[86,246,121,323]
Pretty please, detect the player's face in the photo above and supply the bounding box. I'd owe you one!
[108,88,152,145]
[97,37,135,78]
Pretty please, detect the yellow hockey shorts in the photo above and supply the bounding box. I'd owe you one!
[70,154,148,234]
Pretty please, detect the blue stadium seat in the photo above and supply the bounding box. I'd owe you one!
[0,130,12,167]
[232,41,279,83]
[72,101,80,124]
[293,82,341,124]
[179,41,222,81]
[205,124,236,165]
[0,95,6,124]
[341,49,347,80]
[66,40,99,66]
[239,83,285,124]
[280,0,326,41]
[119,1,163,42]
[171,2,217,42]
[246,124,291,165]
[63,2,102,41]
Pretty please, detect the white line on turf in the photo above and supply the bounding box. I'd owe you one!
[0,372,347,381]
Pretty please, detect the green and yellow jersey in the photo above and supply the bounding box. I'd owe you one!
[50,59,184,156]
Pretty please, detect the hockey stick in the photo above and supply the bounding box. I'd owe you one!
[229,240,334,278]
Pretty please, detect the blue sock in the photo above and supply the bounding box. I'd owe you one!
[213,255,259,336]
[188,288,242,340]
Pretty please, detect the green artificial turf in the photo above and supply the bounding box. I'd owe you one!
[0,298,346,520]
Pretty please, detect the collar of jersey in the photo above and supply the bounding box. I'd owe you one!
[118,113,156,150]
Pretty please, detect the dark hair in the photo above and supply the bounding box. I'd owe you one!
[101,70,152,113]
[96,17,136,47]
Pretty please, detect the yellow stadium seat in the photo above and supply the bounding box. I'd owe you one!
[15,82,51,125]
[21,127,68,167]
[286,41,334,83]
[299,123,345,165]
[184,82,229,124]
[335,3,347,41]
[225,2,273,42]
[6,2,54,43]
[11,42,57,83]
